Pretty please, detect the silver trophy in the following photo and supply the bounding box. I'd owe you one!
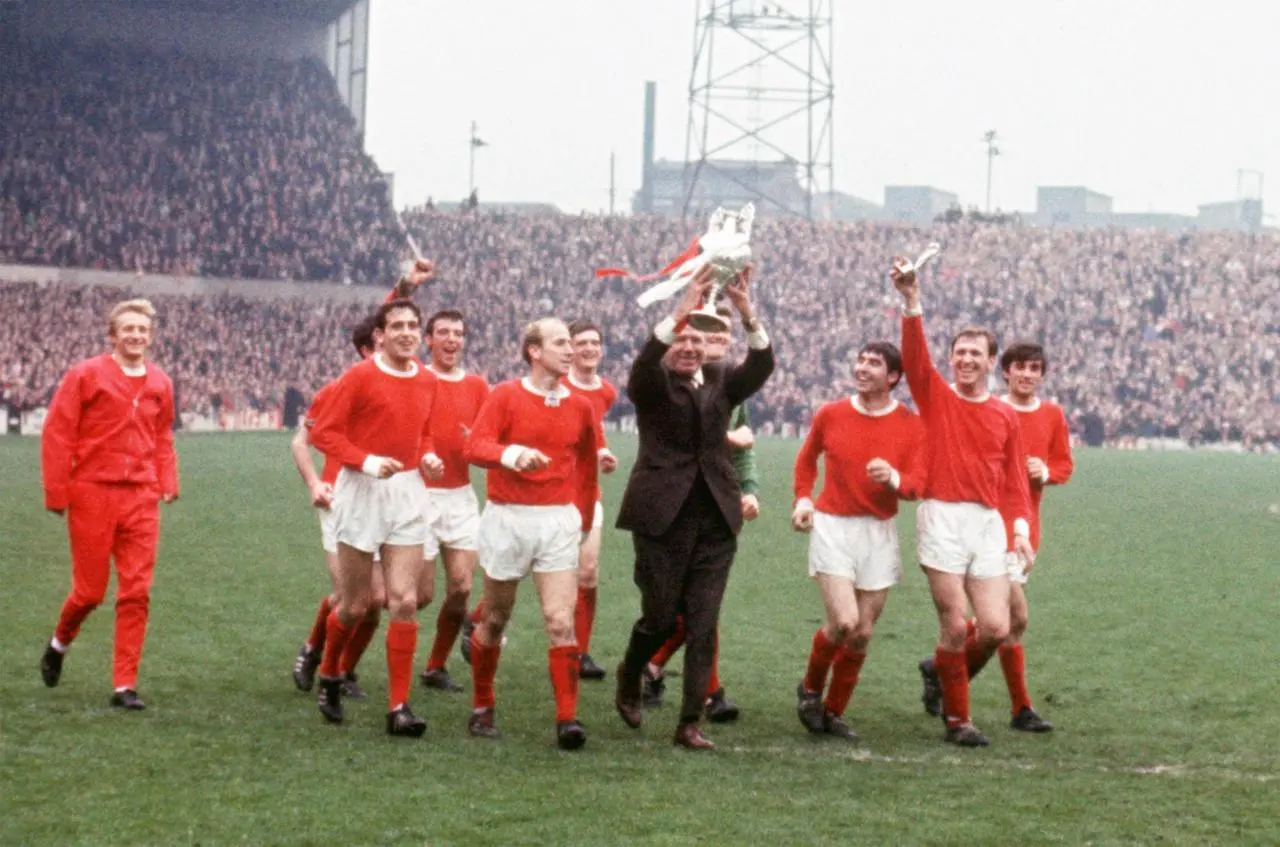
[634,203,755,333]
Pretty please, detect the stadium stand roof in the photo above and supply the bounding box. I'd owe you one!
[27,0,360,22]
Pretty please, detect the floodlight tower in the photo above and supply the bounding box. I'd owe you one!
[683,0,835,220]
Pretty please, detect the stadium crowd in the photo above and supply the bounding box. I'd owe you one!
[0,42,402,285]
[0,44,1276,446]
[3,212,1279,447]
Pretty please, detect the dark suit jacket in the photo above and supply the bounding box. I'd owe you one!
[616,333,775,538]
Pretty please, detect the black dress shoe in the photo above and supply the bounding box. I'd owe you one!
[386,704,427,738]
[919,658,943,717]
[1010,707,1054,733]
[673,721,715,750]
[822,711,859,741]
[41,643,64,688]
[579,653,606,681]
[615,663,643,729]
[945,722,990,747]
[468,708,499,739]
[556,719,587,750]
[704,688,741,723]
[292,643,320,692]
[796,683,825,733]
[420,667,463,692]
[341,671,367,699]
[642,668,665,708]
[109,689,146,710]
[317,676,344,723]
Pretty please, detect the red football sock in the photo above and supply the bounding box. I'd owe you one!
[427,602,465,671]
[385,619,418,711]
[705,629,722,696]
[965,627,996,679]
[575,585,597,657]
[651,617,686,668]
[823,648,867,717]
[470,636,501,710]
[318,610,353,679]
[340,608,380,675]
[935,647,970,728]
[548,644,581,722]
[802,628,839,695]
[306,596,332,652]
[469,601,486,626]
[998,643,1033,714]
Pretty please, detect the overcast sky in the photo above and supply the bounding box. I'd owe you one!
[362,0,1279,219]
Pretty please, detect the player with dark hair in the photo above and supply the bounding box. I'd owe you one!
[290,315,384,698]
[309,298,444,737]
[559,317,618,681]
[416,308,490,694]
[890,258,1034,748]
[791,341,925,740]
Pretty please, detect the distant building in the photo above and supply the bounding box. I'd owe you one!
[883,186,958,226]
[1035,186,1114,228]
[638,158,808,217]
[1197,199,1263,232]
[812,190,882,222]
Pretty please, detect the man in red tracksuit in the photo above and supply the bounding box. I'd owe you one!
[40,298,180,710]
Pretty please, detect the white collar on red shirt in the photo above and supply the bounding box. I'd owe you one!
[428,363,466,383]
[851,395,898,417]
[948,383,991,404]
[567,370,602,391]
[110,353,146,377]
[1000,394,1041,412]
[521,377,571,404]
[374,353,419,378]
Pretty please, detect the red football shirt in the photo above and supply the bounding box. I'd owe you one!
[562,373,617,448]
[793,397,926,519]
[901,314,1032,526]
[304,381,341,486]
[464,379,600,530]
[310,355,437,472]
[1001,396,1074,549]
[424,366,489,489]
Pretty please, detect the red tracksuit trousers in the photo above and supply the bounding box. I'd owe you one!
[53,481,160,690]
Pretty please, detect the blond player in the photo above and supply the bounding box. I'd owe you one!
[308,298,444,738]
[792,341,925,741]
[463,318,600,750]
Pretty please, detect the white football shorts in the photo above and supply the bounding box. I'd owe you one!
[331,468,430,554]
[808,511,902,591]
[426,484,480,555]
[478,502,580,582]
[915,499,1007,580]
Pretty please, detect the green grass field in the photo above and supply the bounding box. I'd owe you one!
[1,433,1277,846]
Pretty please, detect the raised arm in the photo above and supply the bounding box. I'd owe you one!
[627,268,714,410]
[721,264,775,407]
[387,259,435,301]
[41,366,84,513]
[891,258,950,419]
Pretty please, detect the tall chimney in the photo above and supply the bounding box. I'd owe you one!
[641,81,656,214]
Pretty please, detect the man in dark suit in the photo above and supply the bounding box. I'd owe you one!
[614,265,775,750]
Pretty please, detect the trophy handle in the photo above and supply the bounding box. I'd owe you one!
[685,278,731,333]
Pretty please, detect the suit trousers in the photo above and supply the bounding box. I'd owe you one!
[623,476,737,723]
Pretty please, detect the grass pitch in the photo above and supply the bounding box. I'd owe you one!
[1,434,1277,846]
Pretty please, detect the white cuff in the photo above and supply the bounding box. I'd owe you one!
[423,451,440,465]
[887,468,902,491]
[1037,465,1051,484]
[500,444,528,470]
[361,455,386,477]
[598,447,613,457]
[793,497,814,515]
[902,301,923,317]
[654,316,678,345]
[1013,518,1031,539]
[745,324,770,349]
